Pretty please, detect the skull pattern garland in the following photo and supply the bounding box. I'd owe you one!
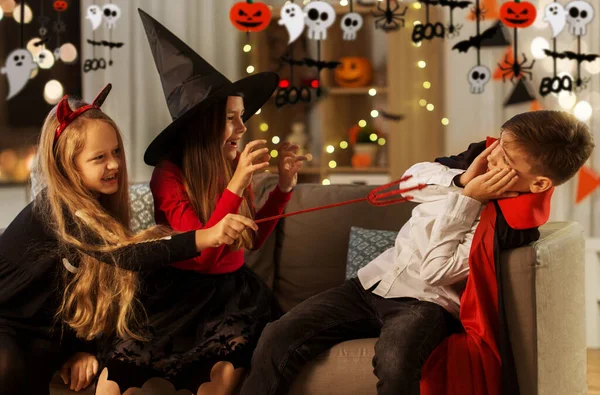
[83,0,124,72]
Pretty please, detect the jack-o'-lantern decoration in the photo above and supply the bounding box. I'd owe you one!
[53,0,68,12]
[499,0,537,28]
[334,57,373,88]
[230,0,272,33]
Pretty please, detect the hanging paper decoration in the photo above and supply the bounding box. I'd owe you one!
[565,0,594,36]
[543,2,567,37]
[539,0,597,95]
[340,12,364,41]
[576,166,600,204]
[467,65,491,93]
[279,2,305,44]
[441,0,473,38]
[83,0,125,72]
[86,5,102,30]
[334,57,372,87]
[1,1,38,100]
[102,3,121,29]
[467,0,500,20]
[230,0,271,33]
[498,0,536,83]
[53,0,68,12]
[412,0,445,42]
[304,1,336,40]
[493,49,513,79]
[373,0,408,32]
[480,21,511,47]
[452,0,499,94]
[499,0,536,27]
[503,78,536,106]
[1,49,38,99]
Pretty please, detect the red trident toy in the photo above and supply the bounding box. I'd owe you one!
[256,175,427,224]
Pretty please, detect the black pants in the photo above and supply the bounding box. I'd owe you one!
[0,329,67,395]
[241,278,457,395]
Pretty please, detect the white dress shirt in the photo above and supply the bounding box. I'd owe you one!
[357,162,483,317]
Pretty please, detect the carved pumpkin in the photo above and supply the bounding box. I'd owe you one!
[334,57,373,88]
[499,0,537,28]
[230,0,272,33]
[53,0,68,12]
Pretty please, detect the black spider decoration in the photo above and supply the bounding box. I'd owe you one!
[497,52,535,83]
[372,0,408,32]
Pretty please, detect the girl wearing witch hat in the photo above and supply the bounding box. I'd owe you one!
[97,10,306,394]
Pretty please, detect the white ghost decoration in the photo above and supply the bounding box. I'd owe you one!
[304,1,336,40]
[565,0,594,36]
[86,5,103,30]
[543,3,567,37]
[279,3,305,44]
[1,49,38,100]
[340,12,363,40]
[467,65,490,94]
[102,3,121,29]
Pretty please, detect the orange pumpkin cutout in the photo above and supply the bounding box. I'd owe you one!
[334,57,373,88]
[230,0,272,33]
[499,0,537,28]
[53,0,68,12]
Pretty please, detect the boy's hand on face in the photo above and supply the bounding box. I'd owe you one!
[459,140,499,187]
[463,168,520,203]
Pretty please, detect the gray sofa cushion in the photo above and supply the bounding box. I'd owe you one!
[346,227,397,279]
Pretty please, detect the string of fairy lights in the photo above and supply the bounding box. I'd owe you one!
[240,0,451,185]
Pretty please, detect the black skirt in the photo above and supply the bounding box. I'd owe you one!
[102,265,281,392]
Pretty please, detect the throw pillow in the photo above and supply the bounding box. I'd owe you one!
[346,226,397,279]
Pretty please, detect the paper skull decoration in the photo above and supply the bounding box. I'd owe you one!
[304,1,336,40]
[230,0,272,33]
[279,2,305,44]
[340,12,364,40]
[565,0,594,36]
[102,3,121,29]
[467,65,491,94]
[53,0,68,12]
[500,0,537,28]
[334,57,373,87]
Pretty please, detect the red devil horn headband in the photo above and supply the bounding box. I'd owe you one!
[54,83,113,143]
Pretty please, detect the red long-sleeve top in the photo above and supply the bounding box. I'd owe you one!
[149,159,292,274]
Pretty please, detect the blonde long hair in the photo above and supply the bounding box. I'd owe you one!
[177,99,255,250]
[35,98,171,341]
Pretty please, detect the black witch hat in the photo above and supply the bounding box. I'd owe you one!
[138,9,279,166]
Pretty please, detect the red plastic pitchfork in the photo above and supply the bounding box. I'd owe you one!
[256,175,427,224]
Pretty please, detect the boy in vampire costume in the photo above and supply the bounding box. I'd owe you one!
[241,111,594,395]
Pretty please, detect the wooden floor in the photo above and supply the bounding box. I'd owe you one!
[589,349,600,394]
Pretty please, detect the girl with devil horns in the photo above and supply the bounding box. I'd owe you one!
[0,84,256,395]
[96,10,307,394]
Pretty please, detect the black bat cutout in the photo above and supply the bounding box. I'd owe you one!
[87,39,125,49]
[563,51,600,63]
[438,0,472,10]
[33,37,51,47]
[543,49,567,59]
[452,23,499,53]
[303,58,342,70]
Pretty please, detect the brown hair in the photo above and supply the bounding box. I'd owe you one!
[34,98,172,341]
[501,110,594,186]
[176,99,255,250]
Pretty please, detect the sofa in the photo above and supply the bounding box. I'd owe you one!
[3,175,585,394]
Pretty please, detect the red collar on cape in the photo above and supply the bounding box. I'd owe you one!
[486,136,553,230]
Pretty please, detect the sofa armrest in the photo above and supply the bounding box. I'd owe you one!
[502,221,586,395]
